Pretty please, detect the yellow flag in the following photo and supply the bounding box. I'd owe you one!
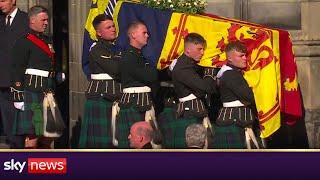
[159,12,281,137]
[85,0,110,41]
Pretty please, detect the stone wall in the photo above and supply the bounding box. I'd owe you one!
[68,0,91,147]
[293,1,320,148]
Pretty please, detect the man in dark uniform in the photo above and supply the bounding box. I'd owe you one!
[213,41,260,149]
[171,33,217,148]
[10,6,65,148]
[117,21,159,148]
[78,14,122,148]
[0,0,29,148]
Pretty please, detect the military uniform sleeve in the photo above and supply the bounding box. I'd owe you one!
[11,38,30,91]
[222,70,255,105]
[177,67,216,97]
[89,45,120,78]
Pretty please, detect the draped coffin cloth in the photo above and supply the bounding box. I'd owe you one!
[82,1,302,138]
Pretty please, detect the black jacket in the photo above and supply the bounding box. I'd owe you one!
[89,39,121,79]
[172,54,216,98]
[216,64,256,127]
[85,39,122,100]
[11,31,54,91]
[120,45,157,88]
[218,64,255,105]
[0,9,29,87]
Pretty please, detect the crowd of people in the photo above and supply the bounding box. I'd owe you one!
[0,0,261,149]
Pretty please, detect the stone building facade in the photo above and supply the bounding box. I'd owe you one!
[14,0,320,148]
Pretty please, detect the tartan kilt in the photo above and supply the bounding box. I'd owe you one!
[12,90,42,135]
[157,107,177,148]
[116,106,145,148]
[211,123,246,149]
[78,99,113,148]
[171,116,202,149]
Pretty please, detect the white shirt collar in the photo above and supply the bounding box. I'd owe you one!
[217,64,233,79]
[6,7,18,25]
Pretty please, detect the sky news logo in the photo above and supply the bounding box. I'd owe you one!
[3,158,67,174]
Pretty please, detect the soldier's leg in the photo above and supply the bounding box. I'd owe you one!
[0,88,26,148]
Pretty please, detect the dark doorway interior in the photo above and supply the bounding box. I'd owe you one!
[52,0,69,148]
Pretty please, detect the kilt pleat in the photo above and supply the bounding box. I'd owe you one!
[78,99,113,148]
[157,107,177,148]
[216,106,255,127]
[12,91,42,135]
[211,124,246,149]
[171,116,201,149]
[116,106,144,148]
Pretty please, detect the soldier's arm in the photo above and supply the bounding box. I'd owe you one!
[178,68,217,97]
[223,71,255,105]
[11,39,29,91]
[93,47,121,78]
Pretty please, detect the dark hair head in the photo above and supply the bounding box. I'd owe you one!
[92,14,113,30]
[225,40,247,54]
[184,33,206,47]
[28,5,48,19]
[127,21,145,37]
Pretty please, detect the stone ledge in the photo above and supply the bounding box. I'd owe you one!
[293,43,320,57]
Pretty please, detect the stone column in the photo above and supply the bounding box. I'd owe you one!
[68,0,91,147]
[292,1,320,148]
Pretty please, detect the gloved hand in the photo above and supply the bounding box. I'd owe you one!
[56,72,66,84]
[169,59,177,71]
[14,102,24,111]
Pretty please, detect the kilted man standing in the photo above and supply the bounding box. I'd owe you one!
[213,41,260,149]
[10,6,65,148]
[78,14,122,148]
[171,33,217,148]
[117,21,158,148]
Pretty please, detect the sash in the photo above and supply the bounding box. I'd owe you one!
[26,33,54,59]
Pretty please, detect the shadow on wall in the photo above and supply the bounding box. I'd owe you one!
[52,0,69,148]
[70,116,82,149]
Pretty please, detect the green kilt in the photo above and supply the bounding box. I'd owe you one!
[12,90,42,135]
[211,123,246,149]
[171,116,202,149]
[78,99,113,148]
[116,106,144,148]
[157,107,177,148]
